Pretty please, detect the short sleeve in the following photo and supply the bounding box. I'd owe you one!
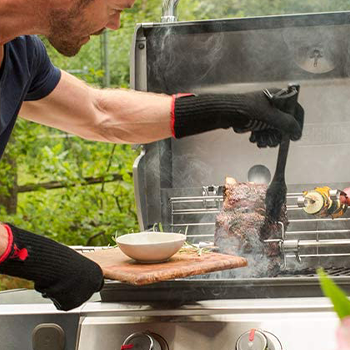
[25,36,61,101]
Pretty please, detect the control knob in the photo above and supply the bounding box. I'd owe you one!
[236,329,282,350]
[122,332,168,350]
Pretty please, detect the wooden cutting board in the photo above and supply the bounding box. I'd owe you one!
[83,248,247,286]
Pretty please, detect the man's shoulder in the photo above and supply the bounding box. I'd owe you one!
[8,35,43,54]
[7,35,49,73]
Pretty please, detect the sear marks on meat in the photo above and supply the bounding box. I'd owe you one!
[215,179,288,277]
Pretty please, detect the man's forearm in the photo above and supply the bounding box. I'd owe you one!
[20,71,174,144]
[0,224,8,257]
[95,88,173,144]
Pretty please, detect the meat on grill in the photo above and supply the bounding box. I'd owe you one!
[214,177,288,277]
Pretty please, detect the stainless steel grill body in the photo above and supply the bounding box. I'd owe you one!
[77,298,339,350]
[0,290,340,350]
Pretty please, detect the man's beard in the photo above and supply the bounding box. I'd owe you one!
[47,8,92,57]
[48,35,84,57]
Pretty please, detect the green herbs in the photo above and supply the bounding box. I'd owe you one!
[111,232,120,247]
[152,222,164,232]
[111,229,134,247]
[179,241,211,256]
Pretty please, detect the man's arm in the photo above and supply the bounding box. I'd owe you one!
[20,70,173,144]
[20,70,303,147]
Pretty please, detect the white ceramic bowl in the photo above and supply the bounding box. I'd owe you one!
[116,232,186,263]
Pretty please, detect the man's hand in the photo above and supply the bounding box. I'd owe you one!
[248,97,304,148]
[0,224,104,311]
[172,89,304,146]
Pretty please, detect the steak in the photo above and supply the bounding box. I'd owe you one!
[214,178,288,277]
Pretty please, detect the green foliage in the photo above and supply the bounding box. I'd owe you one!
[318,268,350,320]
[1,123,139,247]
[0,276,33,291]
[177,0,350,20]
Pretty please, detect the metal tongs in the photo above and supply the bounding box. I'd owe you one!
[264,83,301,222]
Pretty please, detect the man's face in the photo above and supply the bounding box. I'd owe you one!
[47,0,135,57]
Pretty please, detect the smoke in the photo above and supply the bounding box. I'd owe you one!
[215,222,281,279]
[147,23,225,94]
[147,26,178,93]
[145,140,215,189]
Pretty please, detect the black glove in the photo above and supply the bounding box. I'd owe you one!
[249,101,304,148]
[172,90,304,147]
[0,224,104,311]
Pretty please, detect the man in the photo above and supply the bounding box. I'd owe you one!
[0,0,304,311]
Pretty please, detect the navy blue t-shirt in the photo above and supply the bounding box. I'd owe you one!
[0,36,61,159]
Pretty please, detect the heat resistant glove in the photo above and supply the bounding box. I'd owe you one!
[248,102,304,148]
[0,224,104,311]
[172,90,304,147]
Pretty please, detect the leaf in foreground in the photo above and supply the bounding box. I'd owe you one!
[318,268,350,319]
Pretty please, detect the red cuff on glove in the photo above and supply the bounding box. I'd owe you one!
[0,225,28,263]
[171,93,195,138]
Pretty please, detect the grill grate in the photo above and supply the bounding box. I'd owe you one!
[169,188,350,269]
[277,266,350,277]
